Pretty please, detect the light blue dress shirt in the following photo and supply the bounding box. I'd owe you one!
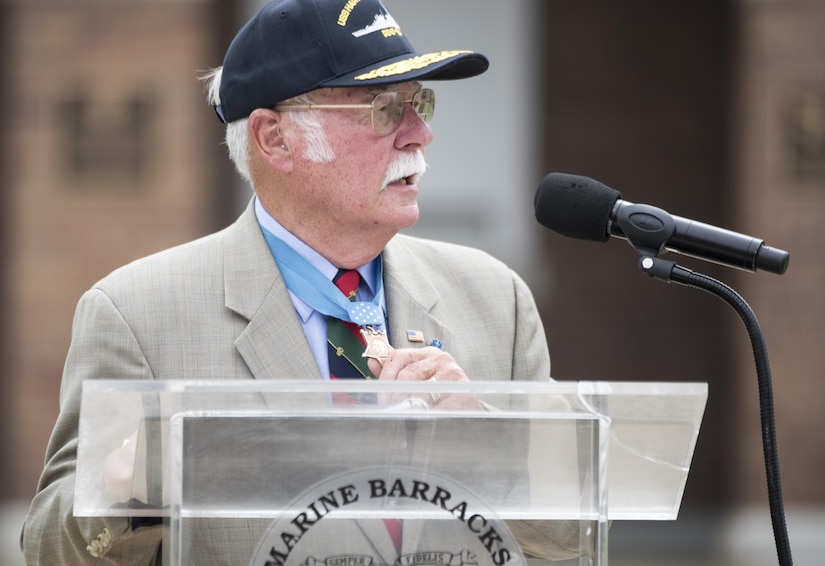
[254,197,388,379]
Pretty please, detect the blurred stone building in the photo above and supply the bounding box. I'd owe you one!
[0,1,823,564]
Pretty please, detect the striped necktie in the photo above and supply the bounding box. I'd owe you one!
[327,270,375,380]
[328,270,402,549]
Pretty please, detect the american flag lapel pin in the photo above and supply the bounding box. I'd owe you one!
[406,329,425,343]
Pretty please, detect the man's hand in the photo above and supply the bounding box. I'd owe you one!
[103,430,138,502]
[368,347,483,410]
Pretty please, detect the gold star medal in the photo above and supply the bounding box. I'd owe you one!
[360,325,393,366]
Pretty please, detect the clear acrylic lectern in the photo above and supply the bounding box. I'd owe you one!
[75,379,707,566]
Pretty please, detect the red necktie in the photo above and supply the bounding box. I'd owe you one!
[326,270,375,380]
[327,271,399,549]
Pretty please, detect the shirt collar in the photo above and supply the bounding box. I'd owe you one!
[254,197,381,321]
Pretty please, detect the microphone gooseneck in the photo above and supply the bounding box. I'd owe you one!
[534,172,794,566]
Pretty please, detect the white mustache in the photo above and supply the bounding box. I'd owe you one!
[381,151,428,189]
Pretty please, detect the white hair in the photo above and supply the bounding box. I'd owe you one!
[200,67,335,185]
[290,99,336,164]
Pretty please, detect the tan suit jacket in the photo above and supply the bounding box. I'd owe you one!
[21,201,579,564]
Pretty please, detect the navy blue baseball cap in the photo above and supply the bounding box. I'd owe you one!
[214,0,489,123]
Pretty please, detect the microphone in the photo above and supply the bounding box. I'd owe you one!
[534,172,790,274]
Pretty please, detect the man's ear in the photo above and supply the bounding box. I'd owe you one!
[248,109,292,171]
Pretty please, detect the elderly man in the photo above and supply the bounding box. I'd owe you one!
[22,1,580,563]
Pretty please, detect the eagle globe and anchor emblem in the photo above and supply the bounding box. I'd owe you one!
[249,467,526,566]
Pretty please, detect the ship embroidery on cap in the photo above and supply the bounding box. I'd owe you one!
[352,10,401,38]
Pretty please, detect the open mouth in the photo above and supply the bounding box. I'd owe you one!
[391,173,420,186]
[383,151,427,188]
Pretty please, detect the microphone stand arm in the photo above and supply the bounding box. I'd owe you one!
[639,255,794,566]
[615,205,792,565]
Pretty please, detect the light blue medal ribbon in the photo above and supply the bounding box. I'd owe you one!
[261,227,385,326]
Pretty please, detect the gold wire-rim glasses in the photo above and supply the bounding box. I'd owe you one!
[274,88,436,136]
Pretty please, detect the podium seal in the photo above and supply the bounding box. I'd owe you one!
[249,467,526,566]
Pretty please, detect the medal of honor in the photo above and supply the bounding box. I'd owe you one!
[361,325,393,366]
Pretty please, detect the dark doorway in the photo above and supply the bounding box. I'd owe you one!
[535,0,737,508]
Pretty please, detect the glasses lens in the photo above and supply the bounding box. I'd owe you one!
[371,92,403,135]
[412,89,435,124]
[370,89,436,135]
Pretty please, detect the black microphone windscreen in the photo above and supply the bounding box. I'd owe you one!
[534,173,622,242]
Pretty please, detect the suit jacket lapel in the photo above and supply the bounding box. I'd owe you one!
[383,237,454,351]
[223,209,451,379]
[224,200,322,381]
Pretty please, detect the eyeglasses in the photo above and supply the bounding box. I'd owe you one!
[274,88,436,136]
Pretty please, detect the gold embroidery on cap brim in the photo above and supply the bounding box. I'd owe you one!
[354,50,472,81]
